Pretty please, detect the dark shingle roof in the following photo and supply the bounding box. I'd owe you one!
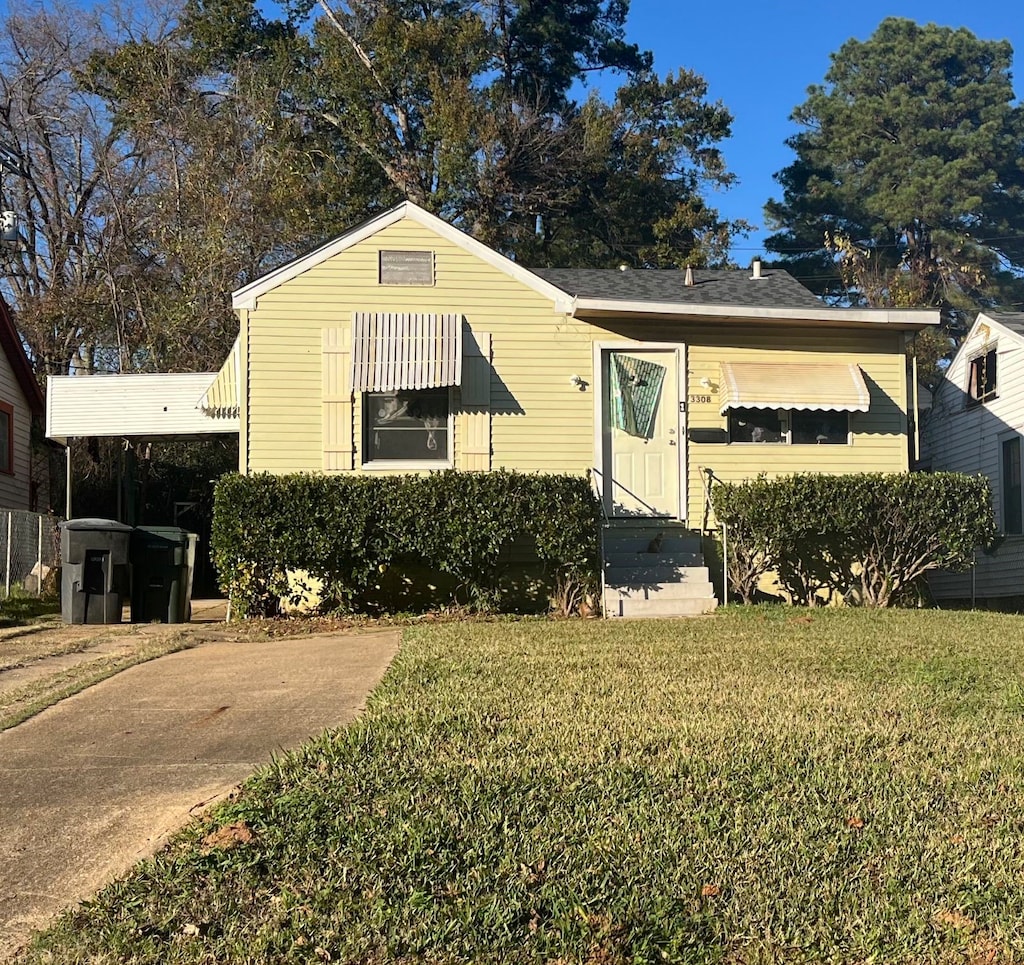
[532,268,824,311]
[989,312,1024,337]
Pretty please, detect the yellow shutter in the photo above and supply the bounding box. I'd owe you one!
[323,328,354,471]
[459,331,491,471]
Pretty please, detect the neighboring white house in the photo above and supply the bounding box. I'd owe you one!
[921,311,1024,604]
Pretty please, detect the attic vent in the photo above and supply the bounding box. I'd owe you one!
[380,249,434,286]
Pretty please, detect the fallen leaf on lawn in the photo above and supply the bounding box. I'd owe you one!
[201,820,256,852]
[847,816,865,829]
[701,883,721,898]
[933,908,976,932]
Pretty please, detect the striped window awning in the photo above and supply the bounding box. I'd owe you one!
[197,337,240,418]
[351,312,462,392]
[719,362,871,415]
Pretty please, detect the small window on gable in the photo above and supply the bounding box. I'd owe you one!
[0,402,12,475]
[379,250,434,286]
[967,348,997,404]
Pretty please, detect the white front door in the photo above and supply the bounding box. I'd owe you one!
[604,348,681,518]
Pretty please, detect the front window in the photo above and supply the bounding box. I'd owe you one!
[968,349,997,404]
[791,411,849,445]
[728,408,783,443]
[365,387,450,463]
[727,407,852,445]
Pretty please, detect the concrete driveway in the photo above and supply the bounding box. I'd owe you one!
[0,629,399,959]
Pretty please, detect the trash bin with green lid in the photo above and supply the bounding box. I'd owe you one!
[60,518,133,624]
[130,526,198,623]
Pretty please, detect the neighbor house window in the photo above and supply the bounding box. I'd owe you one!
[0,402,12,474]
[364,387,450,462]
[791,410,850,445]
[1002,436,1023,535]
[728,408,850,444]
[967,348,997,404]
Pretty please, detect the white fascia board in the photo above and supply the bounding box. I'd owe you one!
[232,200,574,313]
[572,298,941,329]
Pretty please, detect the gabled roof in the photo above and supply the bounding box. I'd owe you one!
[0,297,44,415]
[231,199,940,330]
[232,201,574,312]
[984,312,1024,339]
[533,268,824,311]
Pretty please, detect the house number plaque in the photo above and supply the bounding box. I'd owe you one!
[688,394,712,404]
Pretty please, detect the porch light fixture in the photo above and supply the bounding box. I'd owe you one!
[570,373,587,390]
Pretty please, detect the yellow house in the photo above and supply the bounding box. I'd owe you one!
[210,201,939,615]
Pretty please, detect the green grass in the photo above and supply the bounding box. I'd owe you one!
[0,591,60,627]
[19,608,1024,964]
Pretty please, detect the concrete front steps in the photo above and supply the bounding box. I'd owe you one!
[602,522,718,618]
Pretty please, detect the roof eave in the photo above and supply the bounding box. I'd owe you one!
[571,298,941,330]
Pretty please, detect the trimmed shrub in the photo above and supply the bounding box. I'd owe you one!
[211,470,602,617]
[712,472,996,607]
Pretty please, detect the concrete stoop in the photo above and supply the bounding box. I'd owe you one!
[602,522,718,618]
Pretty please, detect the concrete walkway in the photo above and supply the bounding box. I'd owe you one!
[0,629,399,960]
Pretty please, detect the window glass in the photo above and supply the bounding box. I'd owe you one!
[1002,436,1022,535]
[968,349,997,403]
[366,388,449,461]
[0,408,10,473]
[791,411,849,445]
[728,408,783,443]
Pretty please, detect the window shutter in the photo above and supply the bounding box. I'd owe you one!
[323,328,354,471]
[459,331,491,471]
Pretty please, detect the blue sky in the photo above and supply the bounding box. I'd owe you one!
[2,0,1018,265]
[611,0,1024,263]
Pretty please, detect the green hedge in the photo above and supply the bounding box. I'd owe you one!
[712,472,996,607]
[211,470,602,617]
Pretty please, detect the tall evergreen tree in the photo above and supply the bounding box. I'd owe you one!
[765,17,1024,363]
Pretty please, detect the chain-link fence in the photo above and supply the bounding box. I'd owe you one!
[0,509,61,598]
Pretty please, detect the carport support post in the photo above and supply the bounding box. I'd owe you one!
[36,514,43,598]
[65,444,72,520]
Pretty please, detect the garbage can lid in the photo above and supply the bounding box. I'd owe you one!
[132,525,190,544]
[60,517,134,532]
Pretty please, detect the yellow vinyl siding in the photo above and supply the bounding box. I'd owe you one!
[245,218,588,475]
[242,215,911,522]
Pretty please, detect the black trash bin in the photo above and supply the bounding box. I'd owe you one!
[130,526,197,623]
[60,518,133,624]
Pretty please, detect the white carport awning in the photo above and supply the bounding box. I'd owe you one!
[719,362,871,415]
[46,372,240,444]
[351,312,462,392]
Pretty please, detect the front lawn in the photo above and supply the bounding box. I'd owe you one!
[20,609,1024,963]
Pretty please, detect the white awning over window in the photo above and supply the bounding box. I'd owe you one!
[719,362,871,414]
[197,337,240,417]
[351,312,462,392]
